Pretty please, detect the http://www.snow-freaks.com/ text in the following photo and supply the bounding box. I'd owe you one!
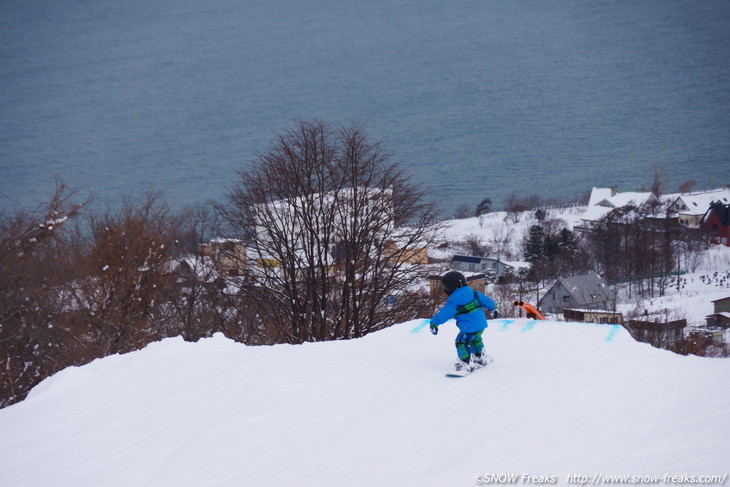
[473,473,728,485]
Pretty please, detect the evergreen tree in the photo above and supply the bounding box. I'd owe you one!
[524,225,545,264]
[543,233,560,262]
[558,228,579,254]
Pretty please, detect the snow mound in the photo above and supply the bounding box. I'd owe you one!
[1,320,729,486]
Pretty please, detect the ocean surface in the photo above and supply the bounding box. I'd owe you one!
[1,0,729,217]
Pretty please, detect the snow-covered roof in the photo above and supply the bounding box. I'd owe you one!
[580,205,613,223]
[552,273,616,303]
[588,187,614,206]
[586,188,658,221]
[671,188,730,216]
[564,308,622,314]
[165,255,218,279]
[261,187,393,215]
[577,190,667,225]
[595,191,657,209]
[210,237,242,244]
[502,260,530,269]
[453,255,505,264]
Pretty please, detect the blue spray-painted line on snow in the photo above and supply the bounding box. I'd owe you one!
[410,319,430,333]
[521,321,537,332]
[604,325,620,342]
[496,319,514,331]
[486,317,620,342]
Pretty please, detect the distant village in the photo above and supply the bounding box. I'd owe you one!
[425,186,730,356]
[190,185,730,357]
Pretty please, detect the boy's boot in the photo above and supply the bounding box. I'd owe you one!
[472,352,490,367]
[454,358,473,373]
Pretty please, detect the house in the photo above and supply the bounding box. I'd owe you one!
[539,273,616,314]
[201,238,247,276]
[428,273,486,311]
[669,188,730,227]
[577,187,660,234]
[250,187,398,275]
[564,308,623,324]
[587,186,617,206]
[706,296,730,328]
[700,202,730,246]
[687,327,726,351]
[255,187,394,251]
[588,187,659,209]
[624,319,687,350]
[576,205,615,234]
[385,240,428,265]
[713,296,730,314]
[451,255,513,278]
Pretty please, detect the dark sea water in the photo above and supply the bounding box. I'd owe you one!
[2,0,729,217]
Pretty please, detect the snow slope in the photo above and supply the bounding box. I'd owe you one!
[1,319,729,487]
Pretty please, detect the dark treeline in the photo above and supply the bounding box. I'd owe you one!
[587,204,708,299]
[0,184,241,407]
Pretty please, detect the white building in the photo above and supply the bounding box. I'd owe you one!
[253,187,394,266]
[577,187,659,233]
[668,188,730,227]
[588,187,659,209]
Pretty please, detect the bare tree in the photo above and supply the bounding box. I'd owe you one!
[650,163,667,197]
[164,205,240,342]
[487,221,514,261]
[678,179,697,194]
[675,226,709,273]
[68,193,186,355]
[458,233,491,257]
[216,120,442,343]
[453,203,471,220]
[587,204,679,299]
[0,182,87,407]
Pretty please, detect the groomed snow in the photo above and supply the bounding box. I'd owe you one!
[1,319,729,486]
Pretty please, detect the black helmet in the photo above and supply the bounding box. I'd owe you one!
[442,271,467,295]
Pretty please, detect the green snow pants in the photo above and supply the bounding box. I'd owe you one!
[455,330,484,362]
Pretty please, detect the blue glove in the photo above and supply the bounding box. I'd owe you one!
[430,323,439,335]
[492,309,500,319]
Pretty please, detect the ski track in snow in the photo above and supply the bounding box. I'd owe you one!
[2,319,730,486]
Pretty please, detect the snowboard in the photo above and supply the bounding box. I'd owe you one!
[445,355,494,378]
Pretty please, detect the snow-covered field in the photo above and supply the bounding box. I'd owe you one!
[436,207,589,261]
[615,246,730,328]
[2,318,729,487]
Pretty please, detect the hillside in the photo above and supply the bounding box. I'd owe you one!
[2,318,729,486]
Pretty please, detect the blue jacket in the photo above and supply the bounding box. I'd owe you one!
[431,286,497,333]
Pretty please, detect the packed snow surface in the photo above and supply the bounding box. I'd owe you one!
[2,319,729,486]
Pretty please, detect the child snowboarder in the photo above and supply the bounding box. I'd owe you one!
[427,271,499,373]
